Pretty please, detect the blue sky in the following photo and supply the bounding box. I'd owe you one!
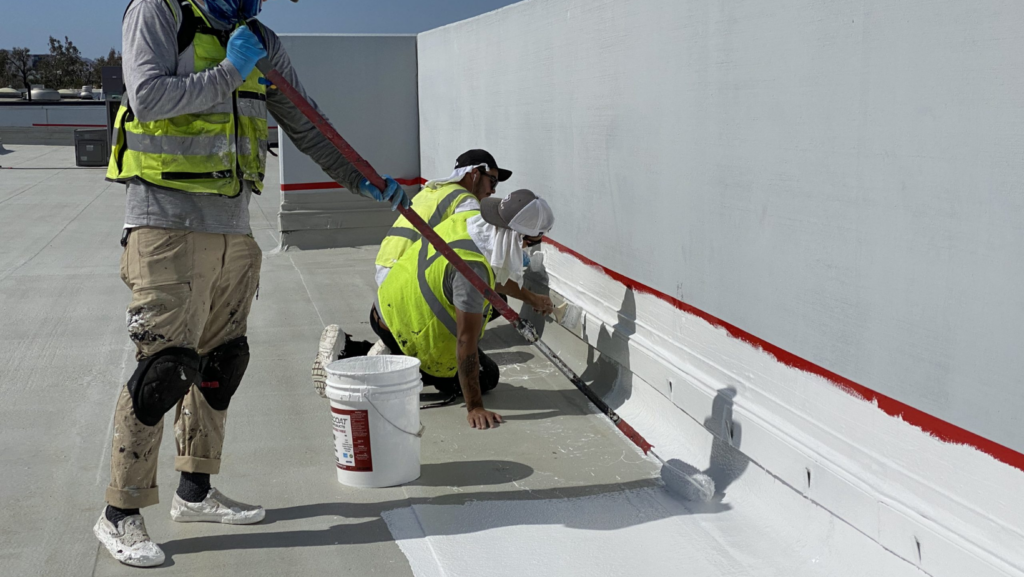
[1,0,522,57]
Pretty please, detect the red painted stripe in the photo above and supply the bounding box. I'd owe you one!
[32,123,105,127]
[280,178,427,192]
[280,181,343,192]
[543,237,1024,473]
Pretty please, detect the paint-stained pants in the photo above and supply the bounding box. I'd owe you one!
[106,227,262,509]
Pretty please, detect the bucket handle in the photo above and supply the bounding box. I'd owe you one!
[367,397,425,438]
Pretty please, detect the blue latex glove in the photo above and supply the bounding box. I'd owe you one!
[225,27,267,78]
[522,251,531,269]
[357,175,412,211]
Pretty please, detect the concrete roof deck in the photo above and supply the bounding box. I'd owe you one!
[0,145,665,576]
[0,145,923,577]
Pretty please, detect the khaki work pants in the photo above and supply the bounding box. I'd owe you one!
[106,227,261,509]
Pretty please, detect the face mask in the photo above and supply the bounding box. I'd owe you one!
[240,0,262,19]
[205,0,262,25]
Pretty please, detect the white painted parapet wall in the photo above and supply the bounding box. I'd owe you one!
[417,1,1024,575]
[277,35,420,250]
[0,103,107,145]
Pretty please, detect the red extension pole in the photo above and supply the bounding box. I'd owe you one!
[255,58,654,455]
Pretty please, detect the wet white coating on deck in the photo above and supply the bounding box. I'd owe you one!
[385,488,918,577]
[383,363,924,577]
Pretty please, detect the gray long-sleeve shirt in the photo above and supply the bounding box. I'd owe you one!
[121,0,364,234]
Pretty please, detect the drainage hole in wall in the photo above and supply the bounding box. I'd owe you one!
[915,537,922,564]
[805,468,812,491]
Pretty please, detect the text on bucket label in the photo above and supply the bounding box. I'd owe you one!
[331,407,373,472]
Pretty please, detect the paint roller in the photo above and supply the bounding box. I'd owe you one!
[251,51,714,503]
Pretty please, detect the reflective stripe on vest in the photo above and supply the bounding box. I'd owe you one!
[106,0,268,197]
[125,132,230,157]
[416,238,487,337]
[385,227,421,241]
[377,212,494,378]
[374,183,476,270]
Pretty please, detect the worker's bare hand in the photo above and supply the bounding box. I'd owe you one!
[467,408,503,430]
[529,294,554,316]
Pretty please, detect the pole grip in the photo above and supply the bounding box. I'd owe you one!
[616,419,654,455]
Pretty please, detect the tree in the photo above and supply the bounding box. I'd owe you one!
[9,48,36,101]
[0,49,12,89]
[91,48,123,88]
[36,36,91,90]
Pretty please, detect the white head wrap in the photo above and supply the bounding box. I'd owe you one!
[466,197,555,287]
[423,164,487,190]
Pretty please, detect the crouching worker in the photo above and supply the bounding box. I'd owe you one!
[372,189,555,429]
[373,149,552,317]
[310,151,554,397]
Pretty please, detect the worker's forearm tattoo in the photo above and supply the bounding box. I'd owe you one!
[458,349,483,411]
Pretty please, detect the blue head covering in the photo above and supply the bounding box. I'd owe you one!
[204,0,262,25]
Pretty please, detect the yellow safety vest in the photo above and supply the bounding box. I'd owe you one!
[106,0,269,197]
[378,211,494,378]
[375,183,477,269]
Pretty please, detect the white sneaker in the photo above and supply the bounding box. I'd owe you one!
[170,488,265,525]
[93,510,165,568]
[312,324,343,398]
[368,339,392,356]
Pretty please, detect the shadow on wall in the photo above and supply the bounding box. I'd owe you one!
[578,290,751,497]
[474,282,749,498]
[703,388,751,496]
[580,289,637,405]
[518,248,552,338]
[157,460,730,564]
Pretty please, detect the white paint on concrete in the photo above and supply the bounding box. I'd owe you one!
[539,245,1024,577]
[382,356,925,577]
[416,0,1024,456]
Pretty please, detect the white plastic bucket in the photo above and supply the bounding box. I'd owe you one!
[324,355,424,488]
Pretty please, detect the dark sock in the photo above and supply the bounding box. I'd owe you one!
[343,334,374,358]
[176,472,211,503]
[105,504,140,525]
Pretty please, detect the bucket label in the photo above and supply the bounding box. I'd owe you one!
[331,407,373,472]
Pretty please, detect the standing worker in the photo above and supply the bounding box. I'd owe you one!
[371,189,556,429]
[95,0,411,567]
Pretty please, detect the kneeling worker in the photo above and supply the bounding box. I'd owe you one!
[374,149,507,287]
[373,189,555,429]
[311,151,553,396]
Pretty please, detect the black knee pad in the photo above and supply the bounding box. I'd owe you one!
[127,347,202,427]
[198,337,250,411]
[479,351,499,393]
[431,378,461,397]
